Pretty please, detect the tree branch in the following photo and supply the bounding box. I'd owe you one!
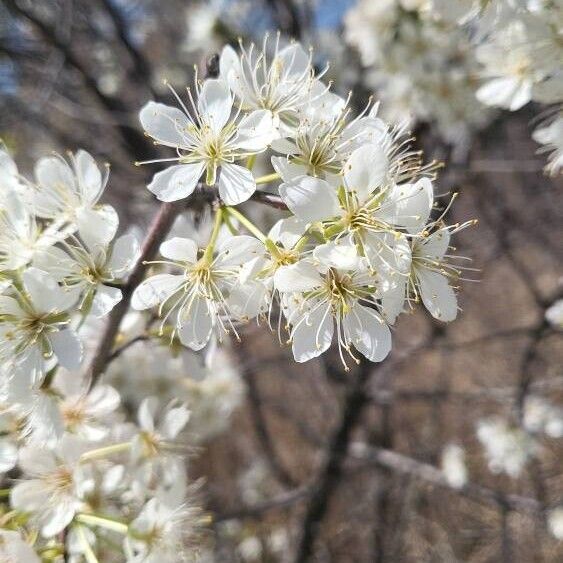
[294,360,374,563]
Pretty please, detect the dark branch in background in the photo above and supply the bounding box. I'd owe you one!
[3,0,158,161]
[240,349,298,488]
[265,0,303,38]
[97,0,157,97]
[294,360,374,563]
[213,443,543,523]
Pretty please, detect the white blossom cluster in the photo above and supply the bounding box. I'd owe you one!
[133,37,473,370]
[343,0,563,173]
[477,417,538,478]
[0,36,473,559]
[476,398,563,479]
[343,0,492,146]
[474,0,563,175]
[0,148,232,561]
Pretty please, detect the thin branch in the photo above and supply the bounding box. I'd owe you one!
[239,350,298,488]
[294,360,374,563]
[87,199,184,388]
[212,444,543,523]
[250,190,288,210]
[97,0,156,96]
[350,444,542,514]
[3,0,157,160]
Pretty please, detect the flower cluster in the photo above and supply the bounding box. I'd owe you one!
[0,149,227,560]
[0,36,473,559]
[343,0,492,146]
[343,0,563,174]
[0,148,138,397]
[474,0,563,175]
[133,38,472,370]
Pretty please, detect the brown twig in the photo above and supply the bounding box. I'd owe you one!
[87,200,184,388]
[294,360,374,563]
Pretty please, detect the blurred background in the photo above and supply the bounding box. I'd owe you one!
[1,0,562,561]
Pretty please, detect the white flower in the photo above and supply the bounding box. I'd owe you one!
[0,178,65,270]
[131,397,190,462]
[545,298,563,329]
[0,530,41,563]
[126,497,202,562]
[139,78,274,204]
[54,369,121,441]
[276,255,392,368]
[475,20,536,111]
[132,235,264,350]
[0,268,81,385]
[548,506,563,540]
[279,144,433,272]
[10,435,89,537]
[129,398,190,504]
[34,232,140,318]
[33,150,118,248]
[219,37,330,136]
[441,443,468,488]
[476,417,537,478]
[271,101,389,183]
[533,115,563,176]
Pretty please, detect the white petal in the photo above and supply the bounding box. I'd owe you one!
[271,156,309,182]
[382,178,433,234]
[34,156,75,195]
[138,397,158,431]
[268,216,307,249]
[476,77,531,111]
[279,175,339,223]
[33,246,76,281]
[0,295,25,317]
[131,274,183,310]
[198,79,233,133]
[0,439,18,472]
[159,237,198,263]
[344,304,392,362]
[85,385,120,416]
[41,502,76,537]
[147,163,204,202]
[418,269,458,322]
[215,235,263,270]
[218,163,256,205]
[418,229,450,260]
[344,144,388,202]
[274,260,323,292]
[313,237,360,270]
[161,404,190,440]
[227,280,268,320]
[76,204,119,249]
[139,101,192,147]
[23,268,76,314]
[50,329,83,370]
[270,137,299,155]
[237,110,276,151]
[10,480,49,512]
[74,150,103,204]
[292,302,334,363]
[278,43,310,77]
[380,277,407,324]
[178,296,214,350]
[91,285,122,317]
[107,233,140,276]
